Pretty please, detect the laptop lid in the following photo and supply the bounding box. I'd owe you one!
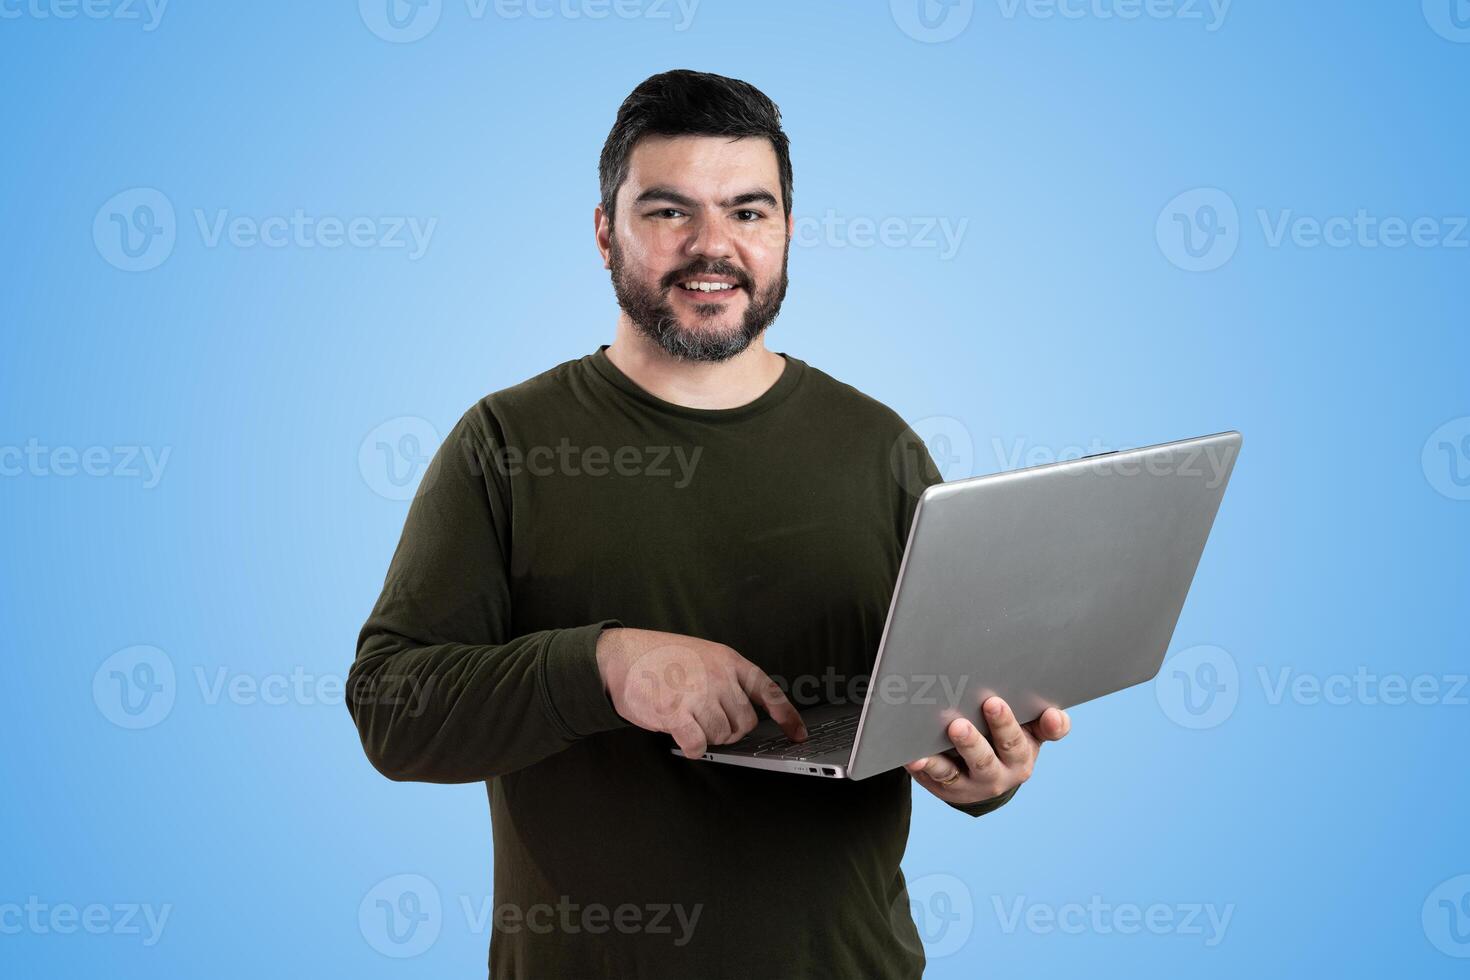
[845,431,1241,780]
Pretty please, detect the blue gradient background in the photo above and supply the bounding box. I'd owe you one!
[2,1,1467,976]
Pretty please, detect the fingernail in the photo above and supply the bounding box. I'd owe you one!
[985,700,1003,717]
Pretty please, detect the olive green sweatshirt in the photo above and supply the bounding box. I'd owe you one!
[347,346,1016,979]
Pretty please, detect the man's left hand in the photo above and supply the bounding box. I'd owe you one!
[905,696,1071,805]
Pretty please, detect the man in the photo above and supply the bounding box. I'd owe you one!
[347,68,1072,978]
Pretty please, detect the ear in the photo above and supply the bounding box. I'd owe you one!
[594,205,612,269]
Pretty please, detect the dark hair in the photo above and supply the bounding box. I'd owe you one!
[599,69,793,227]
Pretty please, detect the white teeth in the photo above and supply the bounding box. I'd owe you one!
[680,281,735,292]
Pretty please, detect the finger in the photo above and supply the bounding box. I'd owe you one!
[915,751,965,786]
[947,718,1001,782]
[719,691,760,742]
[737,661,807,741]
[909,767,963,800]
[707,701,746,746]
[983,696,1033,767]
[669,717,708,759]
[1025,707,1072,743]
[691,700,733,746]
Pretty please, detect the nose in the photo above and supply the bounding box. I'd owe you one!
[685,213,734,261]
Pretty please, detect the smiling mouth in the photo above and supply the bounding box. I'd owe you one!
[674,279,744,300]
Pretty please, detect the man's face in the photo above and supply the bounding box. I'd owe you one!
[601,134,792,363]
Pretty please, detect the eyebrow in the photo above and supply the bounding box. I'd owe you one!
[633,185,781,211]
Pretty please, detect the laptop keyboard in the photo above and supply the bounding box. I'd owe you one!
[748,712,860,760]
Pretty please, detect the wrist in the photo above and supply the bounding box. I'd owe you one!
[594,625,626,696]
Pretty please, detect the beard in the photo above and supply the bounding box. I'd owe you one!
[608,231,790,363]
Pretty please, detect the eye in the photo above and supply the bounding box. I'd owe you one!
[735,210,763,222]
[652,209,686,219]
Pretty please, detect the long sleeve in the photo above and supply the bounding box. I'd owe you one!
[946,784,1019,818]
[346,409,629,784]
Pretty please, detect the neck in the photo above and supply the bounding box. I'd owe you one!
[605,318,787,410]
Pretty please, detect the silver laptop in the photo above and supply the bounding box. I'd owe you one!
[672,430,1242,780]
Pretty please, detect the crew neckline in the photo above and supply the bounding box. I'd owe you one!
[587,344,806,422]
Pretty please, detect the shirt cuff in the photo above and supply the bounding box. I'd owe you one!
[540,619,629,739]
[946,783,1020,818]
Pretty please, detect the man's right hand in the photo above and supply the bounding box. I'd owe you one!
[595,627,807,758]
